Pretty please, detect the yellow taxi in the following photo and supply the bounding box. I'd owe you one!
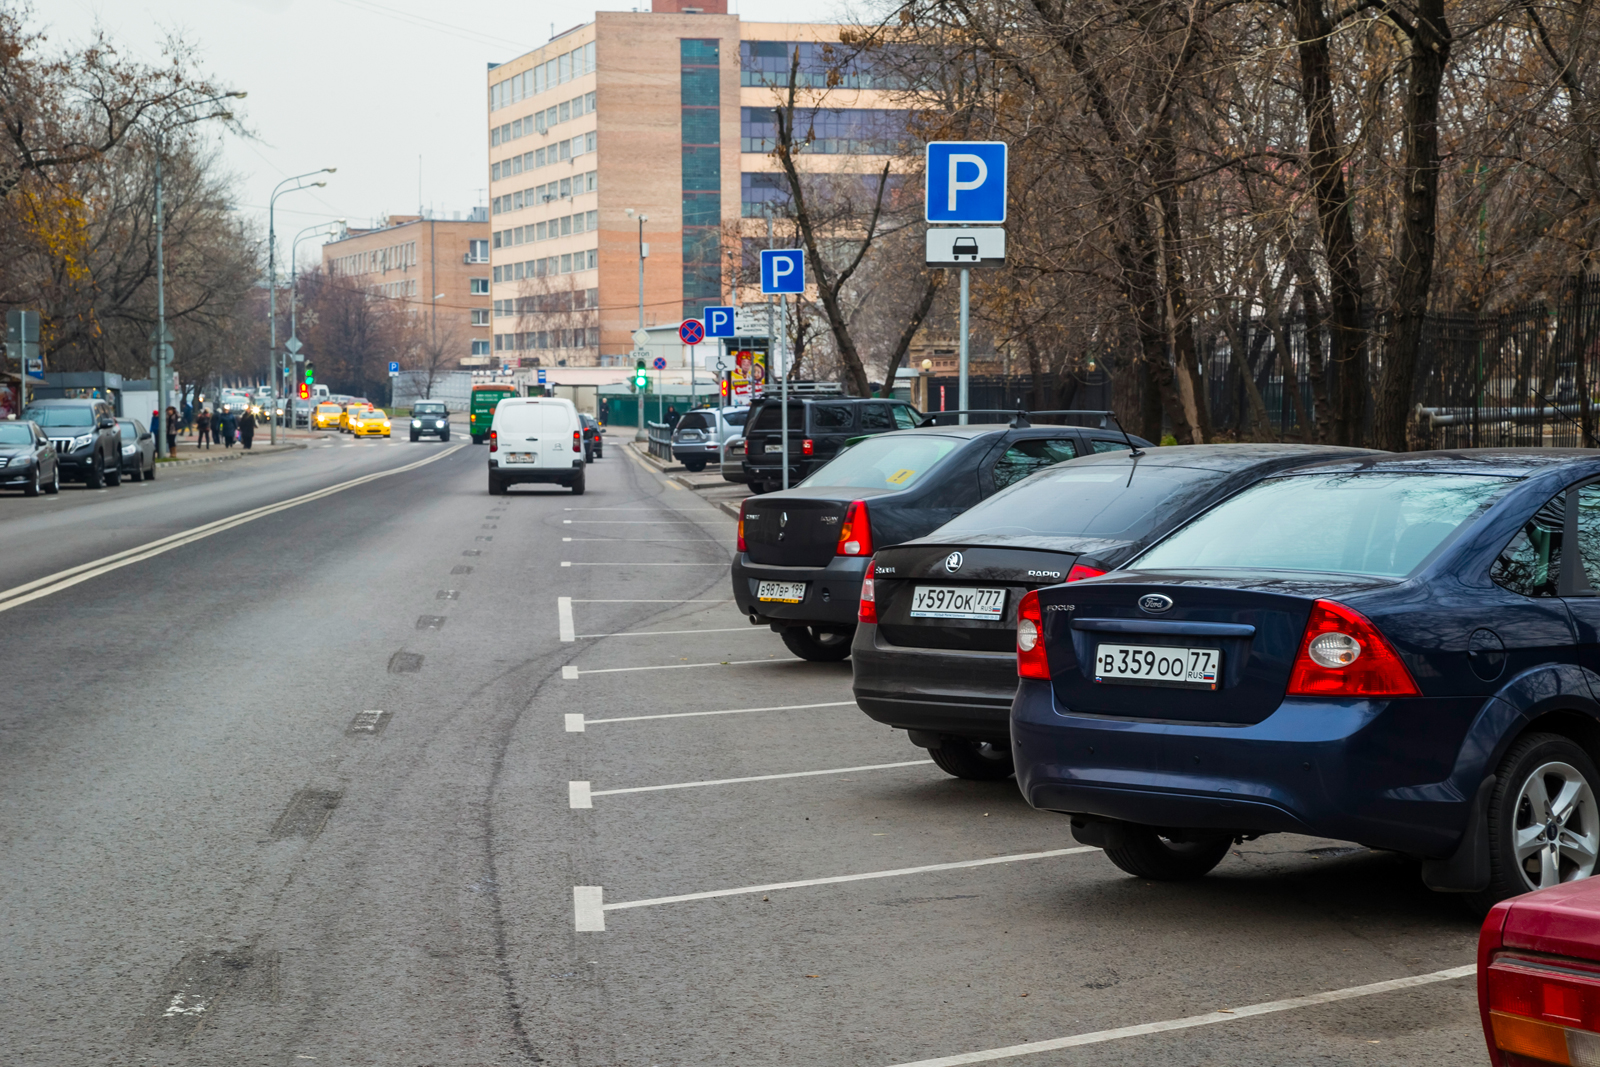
[349,407,391,438]
[312,402,344,430]
[338,400,372,433]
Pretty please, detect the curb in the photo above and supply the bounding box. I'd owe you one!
[630,440,684,473]
[156,442,308,469]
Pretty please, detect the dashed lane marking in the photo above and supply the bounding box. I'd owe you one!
[568,760,933,808]
[572,847,1102,932]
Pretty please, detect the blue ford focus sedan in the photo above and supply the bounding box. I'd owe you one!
[1011,451,1600,910]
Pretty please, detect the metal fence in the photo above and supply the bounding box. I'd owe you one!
[646,421,673,460]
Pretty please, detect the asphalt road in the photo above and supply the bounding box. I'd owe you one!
[0,432,1488,1066]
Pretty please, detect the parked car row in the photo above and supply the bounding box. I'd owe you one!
[729,405,1600,926]
[3,399,161,495]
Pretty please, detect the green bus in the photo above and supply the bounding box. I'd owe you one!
[469,382,520,444]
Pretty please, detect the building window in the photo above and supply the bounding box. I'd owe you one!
[472,309,490,326]
[468,239,489,263]
[739,107,909,155]
[512,155,523,175]
[586,249,597,270]
[473,339,491,356]
[492,162,501,181]
[561,253,572,273]
[682,39,722,321]
[491,127,501,147]
[585,90,596,111]
[470,278,490,295]
[739,41,912,91]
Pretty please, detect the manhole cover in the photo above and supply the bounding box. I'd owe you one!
[271,788,343,840]
[346,709,393,736]
[388,652,424,673]
[452,565,473,575]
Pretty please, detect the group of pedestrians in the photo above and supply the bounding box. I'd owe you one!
[189,406,255,450]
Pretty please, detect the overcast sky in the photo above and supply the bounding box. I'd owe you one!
[47,0,842,267]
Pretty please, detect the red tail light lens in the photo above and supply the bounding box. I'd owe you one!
[1066,564,1106,582]
[1486,955,1600,1065]
[836,500,873,556]
[489,430,498,453]
[573,429,581,452]
[1017,590,1049,679]
[744,438,751,456]
[737,500,748,553]
[858,563,876,623]
[1286,599,1419,697]
[803,438,814,456]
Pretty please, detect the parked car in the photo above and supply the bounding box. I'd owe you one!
[855,444,1378,779]
[671,406,747,471]
[115,418,156,482]
[0,419,60,495]
[580,413,603,461]
[741,397,921,493]
[409,401,451,442]
[21,398,122,487]
[1479,877,1600,1065]
[733,415,1154,662]
[487,396,585,495]
[721,434,748,484]
[1012,450,1600,905]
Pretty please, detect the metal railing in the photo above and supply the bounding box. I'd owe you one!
[646,421,673,460]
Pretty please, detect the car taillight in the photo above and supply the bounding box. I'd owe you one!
[1017,590,1049,679]
[1286,599,1419,697]
[803,438,814,456]
[836,500,873,556]
[858,563,876,623]
[1486,956,1600,1065]
[573,429,581,452]
[1066,563,1106,582]
[737,500,748,553]
[744,438,751,456]
[489,430,498,453]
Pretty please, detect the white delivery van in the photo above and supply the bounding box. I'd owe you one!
[487,396,586,495]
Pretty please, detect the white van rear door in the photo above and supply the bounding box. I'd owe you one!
[538,404,574,468]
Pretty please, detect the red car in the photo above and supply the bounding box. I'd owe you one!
[1480,880,1600,1064]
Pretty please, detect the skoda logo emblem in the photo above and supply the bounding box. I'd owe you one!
[945,551,964,573]
[1139,594,1174,614]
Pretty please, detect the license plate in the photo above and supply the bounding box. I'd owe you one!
[1094,643,1220,690]
[910,585,1006,620]
[765,443,785,454]
[507,452,534,463]
[757,580,806,603]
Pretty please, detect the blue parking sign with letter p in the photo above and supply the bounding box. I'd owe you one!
[703,305,735,337]
[926,142,1008,224]
[760,249,805,294]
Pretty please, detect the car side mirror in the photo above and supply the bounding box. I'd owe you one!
[97,417,116,430]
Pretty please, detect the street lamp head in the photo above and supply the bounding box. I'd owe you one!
[625,208,635,217]
[312,181,327,187]
[229,91,248,99]
[434,293,445,299]
[324,167,337,174]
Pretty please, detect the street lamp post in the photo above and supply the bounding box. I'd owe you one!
[625,208,649,442]
[268,169,336,444]
[152,90,245,457]
[287,219,345,425]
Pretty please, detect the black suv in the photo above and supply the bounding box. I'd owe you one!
[742,396,920,493]
[22,399,123,488]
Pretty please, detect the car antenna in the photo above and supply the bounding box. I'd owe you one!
[1106,410,1144,458]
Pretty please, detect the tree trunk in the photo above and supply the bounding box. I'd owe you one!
[1156,158,1212,442]
[879,272,942,397]
[1372,3,1452,451]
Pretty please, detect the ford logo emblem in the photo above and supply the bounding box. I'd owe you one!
[945,551,964,574]
[1139,594,1174,614]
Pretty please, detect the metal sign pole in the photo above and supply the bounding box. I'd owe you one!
[958,267,970,426]
[780,294,789,490]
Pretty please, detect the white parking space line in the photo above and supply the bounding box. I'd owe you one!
[558,597,576,642]
[572,599,733,603]
[564,658,777,678]
[576,700,855,728]
[572,847,1100,931]
[561,562,725,567]
[563,538,728,542]
[569,760,932,808]
[563,520,703,524]
[882,965,1478,1067]
[576,626,752,638]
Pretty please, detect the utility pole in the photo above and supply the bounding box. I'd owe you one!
[268,168,337,444]
[626,208,648,442]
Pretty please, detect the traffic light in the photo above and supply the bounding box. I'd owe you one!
[304,360,314,386]
[298,382,310,400]
[633,359,649,391]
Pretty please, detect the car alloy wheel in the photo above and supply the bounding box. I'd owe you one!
[24,464,40,496]
[1512,759,1599,890]
[44,465,59,494]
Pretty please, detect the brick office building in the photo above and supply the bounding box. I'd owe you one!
[322,210,495,367]
[484,3,906,369]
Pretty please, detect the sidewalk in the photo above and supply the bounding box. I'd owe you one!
[630,439,749,518]
[157,433,310,469]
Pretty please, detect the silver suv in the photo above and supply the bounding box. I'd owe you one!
[671,406,748,472]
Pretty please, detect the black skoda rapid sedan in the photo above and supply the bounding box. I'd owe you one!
[853,444,1376,779]
[733,417,1153,662]
[1012,450,1600,908]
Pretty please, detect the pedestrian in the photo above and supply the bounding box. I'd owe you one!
[666,405,679,428]
[165,406,179,455]
[150,409,161,447]
[238,407,255,450]
[196,407,211,449]
[219,409,236,448]
[182,401,193,433]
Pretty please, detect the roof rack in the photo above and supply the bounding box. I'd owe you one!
[917,407,1144,456]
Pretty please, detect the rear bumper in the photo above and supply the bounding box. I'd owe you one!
[1011,678,1486,856]
[489,458,583,484]
[851,622,1016,742]
[731,552,867,629]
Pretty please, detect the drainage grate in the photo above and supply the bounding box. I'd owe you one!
[462,550,481,557]
[133,946,279,1048]
[346,709,393,736]
[452,565,473,575]
[270,788,343,840]
[436,590,459,600]
[416,615,447,630]
[475,536,493,542]
[388,651,424,673]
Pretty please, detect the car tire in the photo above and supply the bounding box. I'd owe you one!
[488,473,504,495]
[23,465,40,496]
[105,459,121,486]
[571,470,586,495]
[145,460,154,481]
[130,461,144,482]
[779,625,854,662]
[472,435,484,445]
[585,449,594,465]
[86,456,104,489]
[685,459,708,472]
[927,739,1014,780]
[44,465,59,494]
[442,431,450,441]
[1468,733,1600,913]
[411,432,420,442]
[1102,826,1234,881]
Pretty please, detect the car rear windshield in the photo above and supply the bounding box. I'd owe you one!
[677,412,712,431]
[23,407,93,427]
[0,424,34,444]
[119,423,137,439]
[938,463,1228,540]
[1136,472,1512,577]
[750,403,804,431]
[799,434,961,490]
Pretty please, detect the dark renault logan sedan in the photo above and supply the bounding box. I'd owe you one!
[1013,451,1600,910]
[855,444,1376,779]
